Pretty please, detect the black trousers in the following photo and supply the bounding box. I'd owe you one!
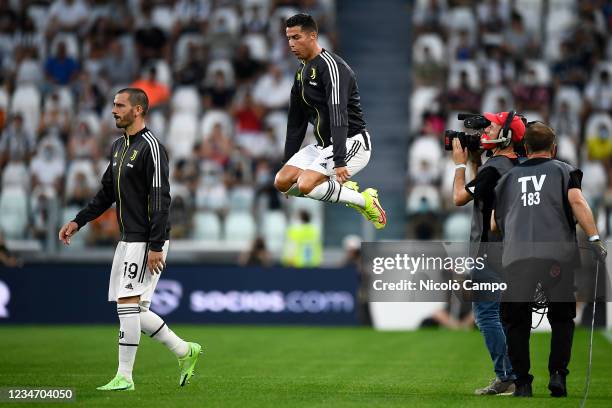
[500,260,576,386]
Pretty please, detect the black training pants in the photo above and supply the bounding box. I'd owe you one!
[500,260,576,385]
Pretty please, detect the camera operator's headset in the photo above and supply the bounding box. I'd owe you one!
[481,110,517,150]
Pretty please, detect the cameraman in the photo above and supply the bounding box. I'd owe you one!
[452,111,525,395]
[493,122,606,397]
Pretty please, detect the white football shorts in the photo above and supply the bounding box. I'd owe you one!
[108,240,169,306]
[286,131,371,177]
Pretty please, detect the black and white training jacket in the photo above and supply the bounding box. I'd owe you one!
[73,127,170,251]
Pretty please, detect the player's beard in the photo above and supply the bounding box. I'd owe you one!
[114,111,135,129]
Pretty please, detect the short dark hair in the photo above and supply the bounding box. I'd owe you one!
[116,88,149,116]
[524,122,556,152]
[286,13,318,33]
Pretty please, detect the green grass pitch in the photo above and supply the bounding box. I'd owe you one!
[0,325,611,407]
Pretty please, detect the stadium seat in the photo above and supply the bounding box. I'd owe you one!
[205,59,236,87]
[243,34,269,62]
[317,0,335,14]
[443,212,471,241]
[267,7,300,43]
[515,0,543,33]
[167,112,198,160]
[413,0,448,19]
[242,0,271,9]
[0,186,29,239]
[174,33,205,67]
[408,136,442,185]
[448,61,480,90]
[413,34,446,64]
[548,0,576,10]
[211,7,241,36]
[43,87,74,114]
[224,211,256,244]
[554,86,583,115]
[545,9,577,60]
[192,211,222,241]
[407,185,441,214]
[151,4,176,33]
[195,181,228,211]
[481,86,514,113]
[446,7,477,37]
[265,111,288,152]
[77,110,101,136]
[262,210,287,253]
[446,110,466,132]
[585,113,612,138]
[0,87,7,111]
[61,206,86,249]
[544,35,564,63]
[525,60,551,85]
[171,86,201,116]
[594,61,612,78]
[581,160,607,206]
[200,110,234,139]
[170,182,190,202]
[271,6,300,23]
[154,59,173,88]
[147,110,167,142]
[99,104,121,131]
[65,159,98,196]
[556,136,578,166]
[50,32,80,59]
[10,84,41,133]
[228,186,255,212]
[287,198,323,229]
[27,3,50,34]
[16,59,43,86]
[317,34,333,53]
[521,111,545,123]
[1,162,29,191]
[410,87,440,133]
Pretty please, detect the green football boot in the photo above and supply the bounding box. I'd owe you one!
[362,188,387,229]
[96,373,135,391]
[343,181,368,219]
[178,342,203,387]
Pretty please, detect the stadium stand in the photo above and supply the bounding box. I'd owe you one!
[0,0,334,252]
[409,0,612,239]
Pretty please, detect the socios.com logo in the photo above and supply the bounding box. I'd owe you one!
[189,290,354,314]
[151,280,183,316]
[0,280,10,318]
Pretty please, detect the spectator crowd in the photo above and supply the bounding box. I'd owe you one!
[0,0,335,250]
[408,0,612,240]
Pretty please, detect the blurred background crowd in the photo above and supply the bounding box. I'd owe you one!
[0,0,335,261]
[0,0,611,268]
[408,0,612,242]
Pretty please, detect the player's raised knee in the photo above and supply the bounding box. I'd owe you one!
[297,178,315,195]
[274,171,293,193]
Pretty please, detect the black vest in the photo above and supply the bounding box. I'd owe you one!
[494,158,578,268]
[469,155,516,258]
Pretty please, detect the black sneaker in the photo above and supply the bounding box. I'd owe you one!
[548,373,567,397]
[513,383,533,397]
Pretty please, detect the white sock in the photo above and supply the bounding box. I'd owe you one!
[284,183,304,197]
[306,179,365,207]
[117,304,141,382]
[140,308,189,358]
